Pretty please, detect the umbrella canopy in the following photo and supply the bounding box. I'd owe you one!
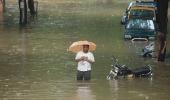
[68,40,96,53]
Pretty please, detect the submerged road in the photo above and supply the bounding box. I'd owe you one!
[0,0,170,100]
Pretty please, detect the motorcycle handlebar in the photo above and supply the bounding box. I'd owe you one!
[111,56,118,62]
[111,56,120,67]
[111,56,126,69]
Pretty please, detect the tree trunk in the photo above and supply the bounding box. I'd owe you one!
[0,0,3,26]
[28,0,35,16]
[19,0,28,25]
[0,0,3,13]
[2,0,5,12]
[155,0,169,62]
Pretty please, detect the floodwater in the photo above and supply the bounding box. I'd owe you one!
[0,0,170,100]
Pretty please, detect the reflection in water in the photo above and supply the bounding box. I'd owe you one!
[109,80,119,100]
[20,30,26,65]
[124,41,149,55]
[0,0,170,100]
[73,82,96,100]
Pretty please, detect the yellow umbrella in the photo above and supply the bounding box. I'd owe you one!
[68,40,96,53]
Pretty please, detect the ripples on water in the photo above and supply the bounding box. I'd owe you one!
[0,0,170,100]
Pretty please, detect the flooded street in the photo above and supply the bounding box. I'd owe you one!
[0,0,170,100]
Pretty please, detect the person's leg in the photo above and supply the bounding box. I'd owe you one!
[84,71,91,80]
[77,71,83,81]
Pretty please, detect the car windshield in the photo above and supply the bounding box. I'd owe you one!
[129,9,154,19]
[126,19,155,30]
[127,1,157,11]
[135,2,157,7]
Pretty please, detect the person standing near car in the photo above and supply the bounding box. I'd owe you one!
[75,45,95,81]
[157,31,167,62]
[0,0,3,13]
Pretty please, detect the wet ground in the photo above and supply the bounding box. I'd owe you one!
[0,0,170,100]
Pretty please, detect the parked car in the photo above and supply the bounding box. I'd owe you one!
[128,1,157,11]
[120,1,137,25]
[128,6,156,21]
[121,1,157,25]
[124,19,156,40]
[135,1,157,9]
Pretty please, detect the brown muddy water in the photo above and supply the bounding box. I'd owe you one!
[0,0,170,100]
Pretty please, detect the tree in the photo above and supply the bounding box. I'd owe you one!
[19,0,27,24]
[154,0,169,62]
[19,0,36,25]
[28,0,35,16]
[0,0,5,12]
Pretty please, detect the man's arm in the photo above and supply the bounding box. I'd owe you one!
[75,52,85,62]
[85,59,95,63]
[75,57,85,62]
[85,53,95,63]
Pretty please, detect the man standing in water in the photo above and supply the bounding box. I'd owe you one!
[75,45,95,81]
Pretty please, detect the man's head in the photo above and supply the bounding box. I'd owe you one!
[83,45,89,53]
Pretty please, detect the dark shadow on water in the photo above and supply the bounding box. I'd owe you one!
[165,53,170,59]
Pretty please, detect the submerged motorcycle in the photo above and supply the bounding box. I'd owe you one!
[107,56,153,80]
[142,42,155,58]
